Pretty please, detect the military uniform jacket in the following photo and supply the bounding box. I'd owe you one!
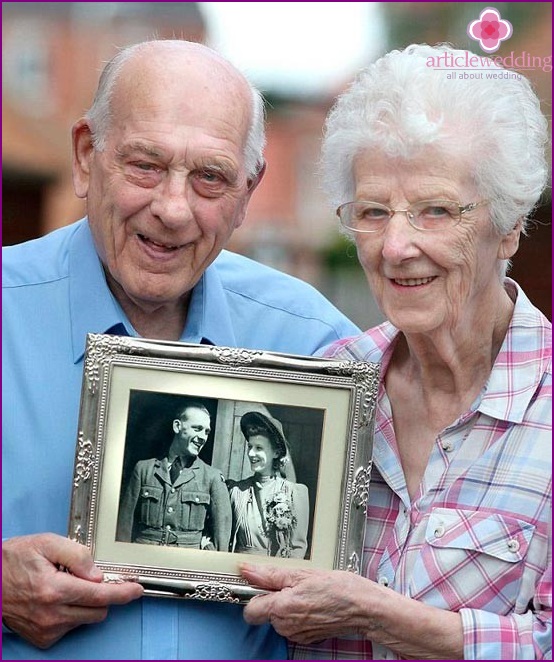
[117,456,231,550]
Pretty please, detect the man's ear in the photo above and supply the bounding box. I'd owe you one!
[247,160,266,193]
[173,419,181,434]
[72,118,95,199]
[498,218,523,260]
[234,161,267,230]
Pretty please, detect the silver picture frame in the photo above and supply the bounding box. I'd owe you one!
[68,333,379,603]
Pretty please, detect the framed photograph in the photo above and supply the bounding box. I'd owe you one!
[68,333,379,603]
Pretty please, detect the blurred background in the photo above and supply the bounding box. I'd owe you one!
[2,2,551,327]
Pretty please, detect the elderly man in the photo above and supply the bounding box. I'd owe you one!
[117,400,232,550]
[2,40,359,659]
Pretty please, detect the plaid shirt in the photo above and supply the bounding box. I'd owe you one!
[292,280,551,660]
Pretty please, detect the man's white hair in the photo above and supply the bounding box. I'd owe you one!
[85,40,266,178]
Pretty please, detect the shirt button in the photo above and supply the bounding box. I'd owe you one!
[378,576,389,587]
[507,539,520,553]
[195,497,200,503]
[434,525,445,538]
[441,441,453,452]
[166,525,172,530]
[170,487,176,494]
[167,507,174,513]
[143,491,149,496]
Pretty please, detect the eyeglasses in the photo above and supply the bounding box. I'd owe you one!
[336,199,489,233]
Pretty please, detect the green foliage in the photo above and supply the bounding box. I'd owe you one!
[319,234,362,272]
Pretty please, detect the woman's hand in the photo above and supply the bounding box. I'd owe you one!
[241,563,377,644]
[241,563,464,659]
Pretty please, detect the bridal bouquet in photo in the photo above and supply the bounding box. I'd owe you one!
[264,492,298,557]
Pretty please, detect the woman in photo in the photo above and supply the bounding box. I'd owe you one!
[228,411,309,558]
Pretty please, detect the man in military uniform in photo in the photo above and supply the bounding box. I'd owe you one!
[117,400,231,550]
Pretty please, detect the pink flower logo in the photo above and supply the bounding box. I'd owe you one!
[467,7,513,53]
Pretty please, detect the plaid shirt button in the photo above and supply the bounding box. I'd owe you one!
[507,539,520,552]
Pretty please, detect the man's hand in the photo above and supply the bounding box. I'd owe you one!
[2,533,144,649]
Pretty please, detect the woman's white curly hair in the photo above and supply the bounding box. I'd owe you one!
[321,43,550,274]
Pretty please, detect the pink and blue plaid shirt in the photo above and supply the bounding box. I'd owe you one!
[293,280,551,660]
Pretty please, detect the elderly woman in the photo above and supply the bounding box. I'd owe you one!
[241,44,551,660]
[228,411,309,558]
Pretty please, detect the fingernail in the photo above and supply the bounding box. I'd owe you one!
[89,566,105,581]
[103,572,140,583]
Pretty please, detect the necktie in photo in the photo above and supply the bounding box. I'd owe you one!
[170,456,182,484]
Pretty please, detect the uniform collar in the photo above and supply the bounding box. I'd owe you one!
[154,456,203,487]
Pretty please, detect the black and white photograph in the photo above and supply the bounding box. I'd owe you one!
[116,391,323,560]
[67,334,377,603]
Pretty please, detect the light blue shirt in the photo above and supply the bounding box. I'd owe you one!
[2,219,359,660]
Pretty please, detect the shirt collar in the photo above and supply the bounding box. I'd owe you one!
[69,221,238,361]
[477,279,551,423]
[352,281,549,426]
[69,220,129,363]
[180,250,237,347]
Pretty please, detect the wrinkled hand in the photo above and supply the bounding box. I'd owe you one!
[241,563,465,659]
[241,563,373,645]
[2,533,144,649]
